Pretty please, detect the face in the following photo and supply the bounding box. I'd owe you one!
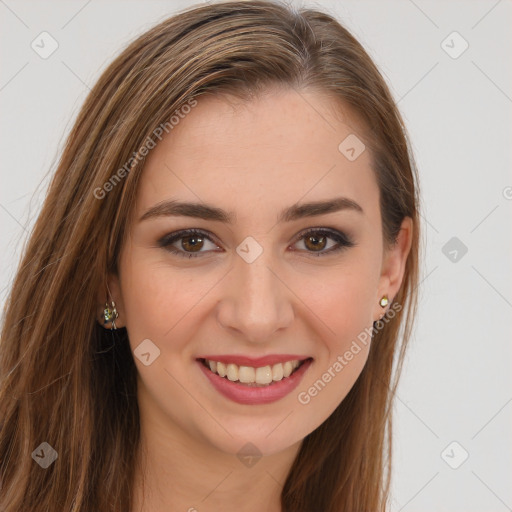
[107,87,412,457]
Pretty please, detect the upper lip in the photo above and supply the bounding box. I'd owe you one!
[197,354,312,367]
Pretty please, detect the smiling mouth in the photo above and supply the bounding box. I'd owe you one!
[198,357,313,387]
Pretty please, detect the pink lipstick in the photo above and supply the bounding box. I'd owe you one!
[196,356,313,405]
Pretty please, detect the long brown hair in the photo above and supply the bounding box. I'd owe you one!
[0,1,421,510]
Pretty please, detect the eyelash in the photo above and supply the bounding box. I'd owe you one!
[158,227,356,259]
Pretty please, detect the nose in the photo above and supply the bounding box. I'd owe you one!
[216,247,295,343]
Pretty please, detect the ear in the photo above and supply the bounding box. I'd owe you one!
[373,216,413,322]
[96,272,126,329]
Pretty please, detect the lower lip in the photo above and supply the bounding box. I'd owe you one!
[197,358,313,405]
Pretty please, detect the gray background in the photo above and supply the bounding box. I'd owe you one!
[1,1,511,510]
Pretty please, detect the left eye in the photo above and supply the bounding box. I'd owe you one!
[292,228,355,255]
[158,228,355,259]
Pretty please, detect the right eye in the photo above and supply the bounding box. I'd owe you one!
[158,228,222,258]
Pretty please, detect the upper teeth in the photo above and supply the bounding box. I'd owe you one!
[205,359,301,384]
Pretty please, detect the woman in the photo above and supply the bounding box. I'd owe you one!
[0,1,421,511]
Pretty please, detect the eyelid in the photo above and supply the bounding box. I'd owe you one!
[291,226,354,245]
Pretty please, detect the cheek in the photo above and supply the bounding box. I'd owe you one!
[297,271,374,418]
[120,252,219,348]
[302,259,379,341]
[309,277,373,379]
[296,258,378,402]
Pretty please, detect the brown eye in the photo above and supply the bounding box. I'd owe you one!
[181,234,205,252]
[303,233,327,252]
[292,228,355,257]
[158,229,220,258]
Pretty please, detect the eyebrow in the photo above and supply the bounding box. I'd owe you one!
[138,196,363,224]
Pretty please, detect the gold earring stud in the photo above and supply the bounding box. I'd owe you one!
[379,295,389,308]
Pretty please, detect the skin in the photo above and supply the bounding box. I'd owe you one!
[98,87,412,512]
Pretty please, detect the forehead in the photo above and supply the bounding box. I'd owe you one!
[135,88,379,225]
